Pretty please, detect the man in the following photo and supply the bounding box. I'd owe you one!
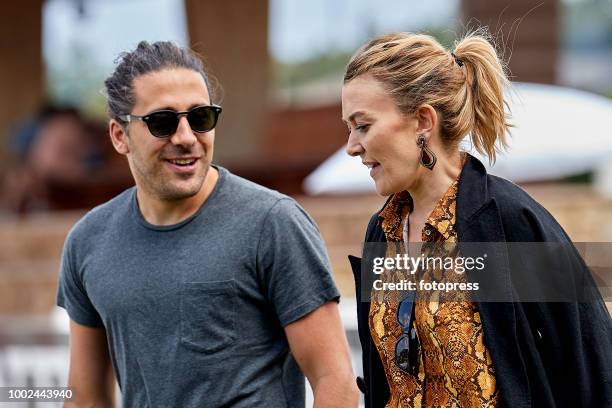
[57,41,359,407]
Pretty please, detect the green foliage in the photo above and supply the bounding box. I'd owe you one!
[272,50,353,89]
[272,26,457,90]
[562,171,594,183]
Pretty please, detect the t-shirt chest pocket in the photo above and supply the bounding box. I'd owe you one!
[180,279,237,353]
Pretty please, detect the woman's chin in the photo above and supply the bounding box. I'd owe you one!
[374,182,393,197]
[374,177,409,197]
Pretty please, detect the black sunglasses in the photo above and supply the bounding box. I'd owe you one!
[118,105,222,138]
[395,294,420,376]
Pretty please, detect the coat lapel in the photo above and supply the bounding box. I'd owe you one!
[456,154,531,407]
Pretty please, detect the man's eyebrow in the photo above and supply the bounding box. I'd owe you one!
[146,103,211,113]
[188,102,211,110]
[141,106,175,114]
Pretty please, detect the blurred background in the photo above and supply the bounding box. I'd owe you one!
[1,0,611,405]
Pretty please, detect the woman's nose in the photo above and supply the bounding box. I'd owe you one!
[346,133,364,157]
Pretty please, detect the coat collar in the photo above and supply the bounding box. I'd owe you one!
[456,153,491,224]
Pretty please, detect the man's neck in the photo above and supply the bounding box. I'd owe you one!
[136,167,219,226]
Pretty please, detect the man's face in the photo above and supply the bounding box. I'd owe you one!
[118,67,215,201]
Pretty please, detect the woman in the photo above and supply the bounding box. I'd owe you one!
[343,31,612,407]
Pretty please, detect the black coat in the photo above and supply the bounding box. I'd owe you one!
[350,154,612,408]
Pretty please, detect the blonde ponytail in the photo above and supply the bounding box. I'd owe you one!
[452,29,511,161]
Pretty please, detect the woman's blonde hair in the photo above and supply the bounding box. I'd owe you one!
[344,29,511,162]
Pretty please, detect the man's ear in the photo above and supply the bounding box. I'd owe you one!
[109,119,130,155]
[415,104,438,136]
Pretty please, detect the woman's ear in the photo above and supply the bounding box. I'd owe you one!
[415,104,438,136]
[109,119,130,155]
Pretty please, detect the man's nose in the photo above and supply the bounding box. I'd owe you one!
[170,116,196,147]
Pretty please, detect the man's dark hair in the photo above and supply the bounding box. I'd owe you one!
[104,41,214,124]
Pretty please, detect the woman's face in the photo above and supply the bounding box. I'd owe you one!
[342,74,422,196]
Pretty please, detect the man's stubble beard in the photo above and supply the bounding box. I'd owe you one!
[128,150,210,202]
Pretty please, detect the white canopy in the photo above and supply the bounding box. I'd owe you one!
[303,83,612,195]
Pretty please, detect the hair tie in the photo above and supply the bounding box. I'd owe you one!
[451,52,464,67]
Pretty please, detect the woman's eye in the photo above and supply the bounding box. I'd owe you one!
[356,124,370,132]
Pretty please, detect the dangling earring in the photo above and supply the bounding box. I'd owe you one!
[417,134,437,170]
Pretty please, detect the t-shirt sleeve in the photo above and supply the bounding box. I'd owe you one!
[256,198,340,327]
[56,231,103,328]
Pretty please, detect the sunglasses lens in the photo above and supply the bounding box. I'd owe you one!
[145,111,179,137]
[395,335,411,371]
[409,327,420,373]
[188,107,219,132]
[397,298,413,328]
[395,329,420,375]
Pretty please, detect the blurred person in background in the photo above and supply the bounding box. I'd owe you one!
[343,31,612,407]
[1,105,131,215]
[57,41,358,407]
[1,106,96,214]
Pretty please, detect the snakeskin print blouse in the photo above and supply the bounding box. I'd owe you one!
[369,174,500,407]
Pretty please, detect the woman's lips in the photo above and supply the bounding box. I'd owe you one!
[364,161,380,178]
[370,163,380,178]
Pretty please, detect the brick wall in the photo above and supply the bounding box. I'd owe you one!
[1,183,611,315]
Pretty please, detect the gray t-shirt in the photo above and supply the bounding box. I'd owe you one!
[57,166,340,407]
